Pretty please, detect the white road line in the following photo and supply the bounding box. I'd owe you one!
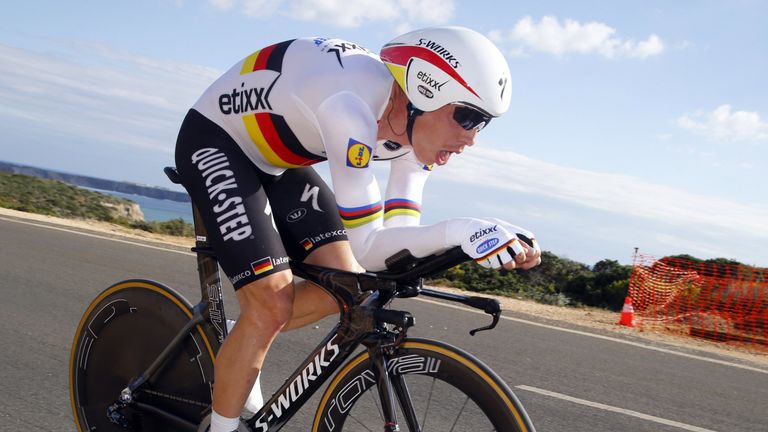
[0,216,195,256]
[516,385,718,432]
[414,297,768,375]
[4,215,767,375]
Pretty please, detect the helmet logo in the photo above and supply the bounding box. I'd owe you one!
[498,77,508,100]
[417,85,434,99]
[416,70,447,92]
[417,38,460,68]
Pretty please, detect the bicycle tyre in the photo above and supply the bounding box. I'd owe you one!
[312,337,535,432]
[69,279,216,431]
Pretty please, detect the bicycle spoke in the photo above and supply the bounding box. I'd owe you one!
[346,413,376,432]
[420,377,437,431]
[448,394,470,432]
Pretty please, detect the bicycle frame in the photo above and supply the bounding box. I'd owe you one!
[123,168,502,431]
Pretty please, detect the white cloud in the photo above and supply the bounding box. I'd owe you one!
[208,0,454,27]
[491,16,664,59]
[210,0,236,10]
[434,146,768,241]
[0,43,220,153]
[289,0,399,27]
[677,104,768,143]
[242,0,284,17]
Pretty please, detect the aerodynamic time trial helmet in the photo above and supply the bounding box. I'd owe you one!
[380,26,512,132]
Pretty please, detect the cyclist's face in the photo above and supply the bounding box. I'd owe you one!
[411,104,477,166]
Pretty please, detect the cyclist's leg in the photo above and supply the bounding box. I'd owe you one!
[286,242,363,330]
[262,166,364,330]
[213,271,294,417]
[175,109,295,420]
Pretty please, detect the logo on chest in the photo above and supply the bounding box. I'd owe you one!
[346,139,372,168]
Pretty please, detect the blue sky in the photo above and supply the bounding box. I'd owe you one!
[1,1,766,266]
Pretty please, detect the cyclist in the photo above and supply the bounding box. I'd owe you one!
[175,25,541,432]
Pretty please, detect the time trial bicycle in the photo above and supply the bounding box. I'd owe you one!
[69,167,536,432]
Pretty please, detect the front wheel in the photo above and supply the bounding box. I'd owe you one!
[69,279,217,431]
[313,338,535,432]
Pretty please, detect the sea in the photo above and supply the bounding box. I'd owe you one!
[85,188,194,223]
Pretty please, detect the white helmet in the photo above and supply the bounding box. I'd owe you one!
[380,26,512,119]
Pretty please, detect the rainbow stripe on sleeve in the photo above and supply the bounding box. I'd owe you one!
[338,202,383,229]
[384,198,421,220]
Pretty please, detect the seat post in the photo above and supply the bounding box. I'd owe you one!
[164,166,229,345]
[191,204,229,345]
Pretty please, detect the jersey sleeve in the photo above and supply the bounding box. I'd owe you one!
[316,92,466,271]
[383,151,431,228]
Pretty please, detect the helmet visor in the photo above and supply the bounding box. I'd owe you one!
[452,104,492,132]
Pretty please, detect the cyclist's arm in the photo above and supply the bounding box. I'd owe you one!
[382,151,431,228]
[317,93,479,271]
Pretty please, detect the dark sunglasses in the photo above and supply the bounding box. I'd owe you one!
[452,104,492,132]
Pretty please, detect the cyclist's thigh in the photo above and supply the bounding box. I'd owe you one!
[262,166,348,261]
[175,109,290,290]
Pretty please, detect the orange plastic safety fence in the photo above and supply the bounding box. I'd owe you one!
[629,254,768,346]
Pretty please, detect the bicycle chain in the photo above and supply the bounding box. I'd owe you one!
[141,389,209,408]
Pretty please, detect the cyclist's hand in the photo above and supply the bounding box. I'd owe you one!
[485,218,541,270]
[458,219,530,270]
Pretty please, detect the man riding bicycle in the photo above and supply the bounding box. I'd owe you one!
[174,25,542,432]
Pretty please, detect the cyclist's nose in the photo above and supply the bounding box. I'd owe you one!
[464,129,477,147]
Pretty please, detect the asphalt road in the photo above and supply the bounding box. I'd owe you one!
[1,215,767,432]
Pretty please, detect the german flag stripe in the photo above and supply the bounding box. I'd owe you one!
[253,43,275,71]
[256,113,320,166]
[240,39,295,75]
[338,202,383,229]
[271,114,326,163]
[301,239,313,251]
[243,113,323,168]
[243,114,292,167]
[251,257,274,275]
[266,40,293,72]
[240,50,262,75]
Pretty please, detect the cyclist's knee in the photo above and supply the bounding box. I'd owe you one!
[236,271,295,333]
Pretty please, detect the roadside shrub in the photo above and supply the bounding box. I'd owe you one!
[129,218,194,237]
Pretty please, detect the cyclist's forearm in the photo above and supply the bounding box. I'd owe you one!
[349,218,477,271]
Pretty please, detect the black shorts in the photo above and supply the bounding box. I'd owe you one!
[175,109,347,290]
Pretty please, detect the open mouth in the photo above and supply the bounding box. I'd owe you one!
[436,150,453,165]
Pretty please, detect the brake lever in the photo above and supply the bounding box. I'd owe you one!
[466,297,501,336]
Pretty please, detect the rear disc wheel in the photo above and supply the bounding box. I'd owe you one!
[70,280,216,431]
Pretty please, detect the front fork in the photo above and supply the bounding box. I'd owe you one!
[366,308,419,432]
[368,344,400,432]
